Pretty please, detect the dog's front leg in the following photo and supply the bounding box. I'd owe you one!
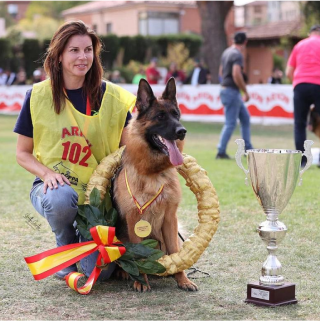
[162,209,198,291]
[126,214,151,292]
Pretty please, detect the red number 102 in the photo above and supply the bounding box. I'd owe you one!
[61,141,92,167]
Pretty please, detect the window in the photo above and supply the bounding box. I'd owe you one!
[254,6,262,14]
[139,11,179,36]
[7,4,18,18]
[106,23,112,34]
[235,6,245,27]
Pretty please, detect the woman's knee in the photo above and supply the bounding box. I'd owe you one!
[42,184,78,217]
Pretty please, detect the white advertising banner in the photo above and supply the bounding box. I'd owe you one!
[0,84,294,125]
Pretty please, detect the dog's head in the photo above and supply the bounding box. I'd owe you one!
[134,77,186,166]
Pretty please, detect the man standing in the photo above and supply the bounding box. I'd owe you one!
[216,32,253,159]
[286,25,320,165]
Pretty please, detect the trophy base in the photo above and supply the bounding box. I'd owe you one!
[245,282,297,307]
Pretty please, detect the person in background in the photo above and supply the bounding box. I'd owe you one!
[3,69,16,85]
[146,57,161,84]
[32,69,42,83]
[286,24,320,167]
[132,67,146,84]
[165,62,185,85]
[15,67,27,85]
[184,59,210,85]
[216,31,253,159]
[110,70,125,84]
[268,67,283,84]
[14,21,136,280]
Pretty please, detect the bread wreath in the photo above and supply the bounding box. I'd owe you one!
[85,146,220,276]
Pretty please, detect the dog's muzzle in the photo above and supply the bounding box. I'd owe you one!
[176,126,187,140]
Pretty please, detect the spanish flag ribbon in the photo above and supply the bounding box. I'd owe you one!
[25,225,126,295]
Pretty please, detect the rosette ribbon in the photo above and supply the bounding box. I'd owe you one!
[25,225,125,295]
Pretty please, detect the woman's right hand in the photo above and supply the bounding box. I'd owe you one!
[16,134,71,193]
[42,172,71,193]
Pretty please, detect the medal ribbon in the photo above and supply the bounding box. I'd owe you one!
[25,225,125,295]
[125,169,164,215]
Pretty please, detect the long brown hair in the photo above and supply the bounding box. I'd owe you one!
[43,20,103,114]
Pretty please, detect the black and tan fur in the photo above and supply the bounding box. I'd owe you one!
[113,78,197,292]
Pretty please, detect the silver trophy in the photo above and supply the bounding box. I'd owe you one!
[235,139,313,306]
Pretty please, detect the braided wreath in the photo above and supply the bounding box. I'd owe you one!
[84,146,220,276]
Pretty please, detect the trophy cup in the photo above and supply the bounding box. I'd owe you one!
[235,139,313,307]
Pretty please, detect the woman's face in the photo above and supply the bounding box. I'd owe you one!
[60,34,93,82]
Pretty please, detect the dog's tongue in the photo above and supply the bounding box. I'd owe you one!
[163,139,183,166]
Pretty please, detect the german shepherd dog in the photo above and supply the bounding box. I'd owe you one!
[113,78,198,292]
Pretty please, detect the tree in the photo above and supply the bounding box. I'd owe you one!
[26,1,88,20]
[197,1,233,83]
[302,1,320,35]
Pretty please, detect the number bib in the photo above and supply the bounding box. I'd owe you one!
[30,79,136,204]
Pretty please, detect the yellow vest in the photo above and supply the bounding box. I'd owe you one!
[30,79,136,204]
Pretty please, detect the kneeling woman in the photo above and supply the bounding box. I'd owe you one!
[14,21,135,279]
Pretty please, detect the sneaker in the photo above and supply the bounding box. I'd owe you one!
[54,264,78,280]
[215,153,231,160]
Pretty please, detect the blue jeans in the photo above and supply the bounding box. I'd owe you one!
[30,183,115,280]
[217,87,253,154]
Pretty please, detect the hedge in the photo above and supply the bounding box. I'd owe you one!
[0,33,202,78]
[22,39,42,78]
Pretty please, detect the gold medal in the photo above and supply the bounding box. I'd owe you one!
[134,220,152,238]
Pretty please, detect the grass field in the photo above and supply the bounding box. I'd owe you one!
[1,114,320,320]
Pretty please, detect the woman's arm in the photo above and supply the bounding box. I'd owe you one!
[16,134,70,193]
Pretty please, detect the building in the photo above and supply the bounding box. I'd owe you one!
[268,1,301,22]
[61,1,201,36]
[235,1,302,27]
[233,1,304,84]
[4,1,30,22]
[244,19,302,84]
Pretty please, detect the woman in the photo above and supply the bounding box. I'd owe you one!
[14,21,136,279]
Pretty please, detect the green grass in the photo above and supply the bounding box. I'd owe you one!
[1,115,320,320]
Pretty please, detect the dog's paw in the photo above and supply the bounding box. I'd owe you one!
[133,274,151,292]
[177,280,198,292]
[133,281,151,292]
[115,269,130,280]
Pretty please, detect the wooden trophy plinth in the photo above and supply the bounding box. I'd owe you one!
[245,282,298,307]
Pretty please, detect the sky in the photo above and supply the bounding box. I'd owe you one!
[234,0,255,6]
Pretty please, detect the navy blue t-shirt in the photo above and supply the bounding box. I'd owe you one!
[14,82,132,138]
[14,81,133,187]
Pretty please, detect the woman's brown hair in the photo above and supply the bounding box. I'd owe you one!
[43,20,103,114]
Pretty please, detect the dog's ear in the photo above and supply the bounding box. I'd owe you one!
[136,79,155,112]
[162,77,176,101]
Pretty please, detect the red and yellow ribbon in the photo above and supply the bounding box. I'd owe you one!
[25,225,125,295]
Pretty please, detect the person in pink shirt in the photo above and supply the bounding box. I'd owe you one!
[286,24,320,166]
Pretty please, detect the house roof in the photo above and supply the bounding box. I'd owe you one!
[245,1,268,6]
[245,19,302,40]
[62,0,196,16]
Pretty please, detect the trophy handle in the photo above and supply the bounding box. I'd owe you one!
[235,139,249,185]
[298,140,314,186]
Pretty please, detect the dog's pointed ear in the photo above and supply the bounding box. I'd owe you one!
[136,79,155,112]
[162,77,176,101]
